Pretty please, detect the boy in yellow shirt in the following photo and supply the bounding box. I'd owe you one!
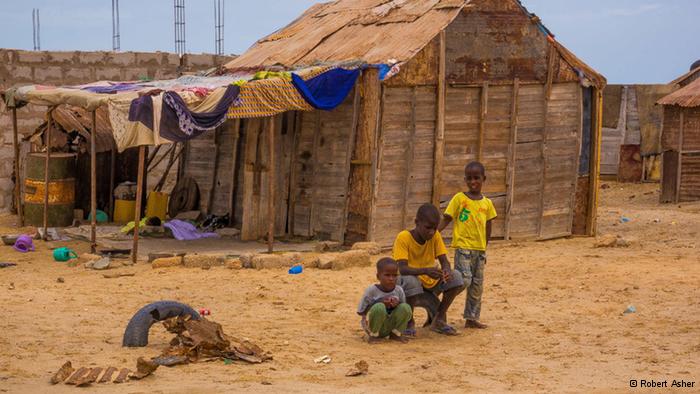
[439,162,497,329]
[393,204,465,336]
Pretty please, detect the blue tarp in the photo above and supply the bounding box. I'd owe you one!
[292,68,361,111]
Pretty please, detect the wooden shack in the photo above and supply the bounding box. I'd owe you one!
[658,76,700,202]
[181,0,606,245]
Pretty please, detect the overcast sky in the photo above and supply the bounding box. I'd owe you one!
[0,0,697,84]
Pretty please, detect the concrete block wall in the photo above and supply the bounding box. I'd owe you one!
[0,49,234,213]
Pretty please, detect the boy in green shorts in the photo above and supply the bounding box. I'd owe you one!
[357,258,412,343]
[439,161,497,329]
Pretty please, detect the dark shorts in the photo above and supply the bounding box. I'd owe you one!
[398,270,465,298]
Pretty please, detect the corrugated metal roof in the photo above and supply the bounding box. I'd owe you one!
[223,0,605,88]
[670,67,700,87]
[658,78,700,108]
[225,0,466,70]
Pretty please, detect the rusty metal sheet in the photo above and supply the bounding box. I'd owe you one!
[617,144,643,183]
[658,78,700,108]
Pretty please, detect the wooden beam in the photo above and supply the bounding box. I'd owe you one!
[240,120,258,241]
[267,116,275,253]
[131,145,146,264]
[346,68,381,243]
[308,111,322,236]
[154,143,184,192]
[477,82,489,161]
[207,128,221,215]
[11,108,23,227]
[538,44,558,238]
[287,113,302,235]
[340,86,361,244]
[402,87,418,229]
[367,86,386,241]
[109,147,116,220]
[145,144,162,169]
[43,109,53,239]
[90,110,97,253]
[586,88,603,236]
[567,86,585,235]
[432,30,446,207]
[676,109,685,203]
[504,78,520,240]
[227,119,241,225]
[147,143,175,173]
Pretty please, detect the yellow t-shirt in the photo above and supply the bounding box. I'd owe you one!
[392,230,448,289]
[445,193,497,251]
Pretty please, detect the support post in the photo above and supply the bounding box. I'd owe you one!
[90,110,97,253]
[538,44,557,238]
[227,119,241,225]
[131,145,146,264]
[109,147,116,220]
[267,117,275,253]
[586,88,603,235]
[504,78,520,240]
[43,109,53,239]
[676,109,685,203]
[432,30,446,207]
[11,108,24,226]
[401,87,417,229]
[207,129,221,214]
[340,86,361,244]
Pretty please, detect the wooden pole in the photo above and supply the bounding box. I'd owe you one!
[145,144,162,169]
[109,147,116,220]
[477,82,489,162]
[287,114,302,235]
[267,117,275,253]
[432,30,446,207]
[308,112,322,235]
[207,129,221,214]
[367,87,386,242]
[11,108,24,227]
[567,86,585,235]
[676,109,685,203]
[504,78,520,240]
[586,88,603,236]
[401,87,417,229]
[90,110,97,253]
[43,109,53,239]
[537,44,557,239]
[227,119,241,225]
[340,85,361,243]
[131,145,146,264]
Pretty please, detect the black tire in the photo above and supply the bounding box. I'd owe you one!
[122,301,201,347]
[412,292,440,327]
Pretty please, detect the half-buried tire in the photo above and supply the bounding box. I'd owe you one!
[122,301,201,347]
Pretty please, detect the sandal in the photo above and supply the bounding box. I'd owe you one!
[403,328,417,337]
[430,324,458,336]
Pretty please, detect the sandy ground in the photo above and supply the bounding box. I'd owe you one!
[0,182,698,393]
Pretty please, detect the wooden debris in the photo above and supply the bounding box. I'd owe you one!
[76,367,103,387]
[50,361,74,384]
[102,272,136,279]
[98,366,118,383]
[113,368,130,384]
[129,357,159,380]
[64,367,89,385]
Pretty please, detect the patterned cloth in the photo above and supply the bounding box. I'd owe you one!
[227,77,313,119]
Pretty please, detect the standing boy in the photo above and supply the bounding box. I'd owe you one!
[393,204,465,336]
[439,161,497,329]
[357,258,412,343]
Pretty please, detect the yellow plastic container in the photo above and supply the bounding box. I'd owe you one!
[113,199,136,224]
[145,192,169,221]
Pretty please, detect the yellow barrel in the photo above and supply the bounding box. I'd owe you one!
[145,191,169,221]
[113,199,136,224]
[23,153,76,227]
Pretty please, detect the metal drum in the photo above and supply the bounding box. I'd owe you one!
[23,153,76,227]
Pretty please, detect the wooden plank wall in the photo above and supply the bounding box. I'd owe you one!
[289,92,357,240]
[679,107,700,202]
[181,129,216,213]
[437,82,581,240]
[371,86,436,246]
[440,85,508,238]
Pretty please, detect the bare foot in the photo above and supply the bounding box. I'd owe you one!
[465,320,488,329]
[389,333,409,343]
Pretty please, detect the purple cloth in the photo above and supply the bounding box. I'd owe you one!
[83,83,143,94]
[160,85,241,142]
[128,95,154,129]
[13,235,34,253]
[164,220,219,241]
